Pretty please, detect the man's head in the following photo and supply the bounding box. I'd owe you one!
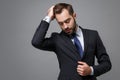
[53,3,77,35]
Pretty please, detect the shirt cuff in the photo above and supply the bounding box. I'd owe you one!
[90,66,94,75]
[43,16,51,23]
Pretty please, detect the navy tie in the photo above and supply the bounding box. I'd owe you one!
[73,34,83,58]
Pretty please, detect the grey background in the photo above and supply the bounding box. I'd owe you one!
[0,0,120,80]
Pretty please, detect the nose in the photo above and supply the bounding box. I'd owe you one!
[63,23,68,29]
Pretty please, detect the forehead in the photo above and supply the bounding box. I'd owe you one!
[55,9,72,22]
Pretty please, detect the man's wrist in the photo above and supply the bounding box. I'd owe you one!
[43,16,51,23]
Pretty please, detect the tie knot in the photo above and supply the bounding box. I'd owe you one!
[70,33,76,39]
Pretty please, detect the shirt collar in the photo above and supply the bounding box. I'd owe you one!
[76,25,82,37]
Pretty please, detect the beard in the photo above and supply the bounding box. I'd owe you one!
[64,19,77,35]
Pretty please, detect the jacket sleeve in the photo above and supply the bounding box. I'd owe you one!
[31,20,56,51]
[93,31,112,77]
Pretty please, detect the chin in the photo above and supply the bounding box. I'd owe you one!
[66,32,73,35]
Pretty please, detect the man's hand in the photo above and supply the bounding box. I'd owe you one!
[47,6,55,20]
[77,61,92,76]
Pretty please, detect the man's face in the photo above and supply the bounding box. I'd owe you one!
[55,9,77,35]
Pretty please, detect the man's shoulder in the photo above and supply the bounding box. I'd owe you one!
[82,27,98,34]
[51,31,69,38]
[51,32,61,35]
[51,32,61,37]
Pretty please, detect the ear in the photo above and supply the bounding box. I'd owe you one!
[73,13,76,18]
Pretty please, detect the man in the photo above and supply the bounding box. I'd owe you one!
[32,3,111,80]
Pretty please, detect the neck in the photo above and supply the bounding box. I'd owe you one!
[74,23,78,33]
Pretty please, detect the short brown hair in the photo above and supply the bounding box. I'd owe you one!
[53,3,74,16]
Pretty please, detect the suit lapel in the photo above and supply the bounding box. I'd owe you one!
[60,32,81,61]
[81,28,88,59]
[59,27,89,61]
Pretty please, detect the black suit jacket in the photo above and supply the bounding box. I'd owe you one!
[32,21,111,80]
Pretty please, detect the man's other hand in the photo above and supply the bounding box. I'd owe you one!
[77,61,92,76]
[47,6,55,20]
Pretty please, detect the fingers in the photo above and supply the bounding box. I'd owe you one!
[77,67,85,76]
[47,5,55,20]
[77,66,83,72]
[77,63,85,76]
[77,61,91,76]
[78,61,86,65]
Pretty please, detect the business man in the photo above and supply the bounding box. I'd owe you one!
[32,3,111,80]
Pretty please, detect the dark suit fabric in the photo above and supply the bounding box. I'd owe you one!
[32,21,112,80]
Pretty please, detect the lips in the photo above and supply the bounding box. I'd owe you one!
[65,28,72,33]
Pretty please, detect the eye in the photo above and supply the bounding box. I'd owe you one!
[59,22,63,26]
[65,18,71,23]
